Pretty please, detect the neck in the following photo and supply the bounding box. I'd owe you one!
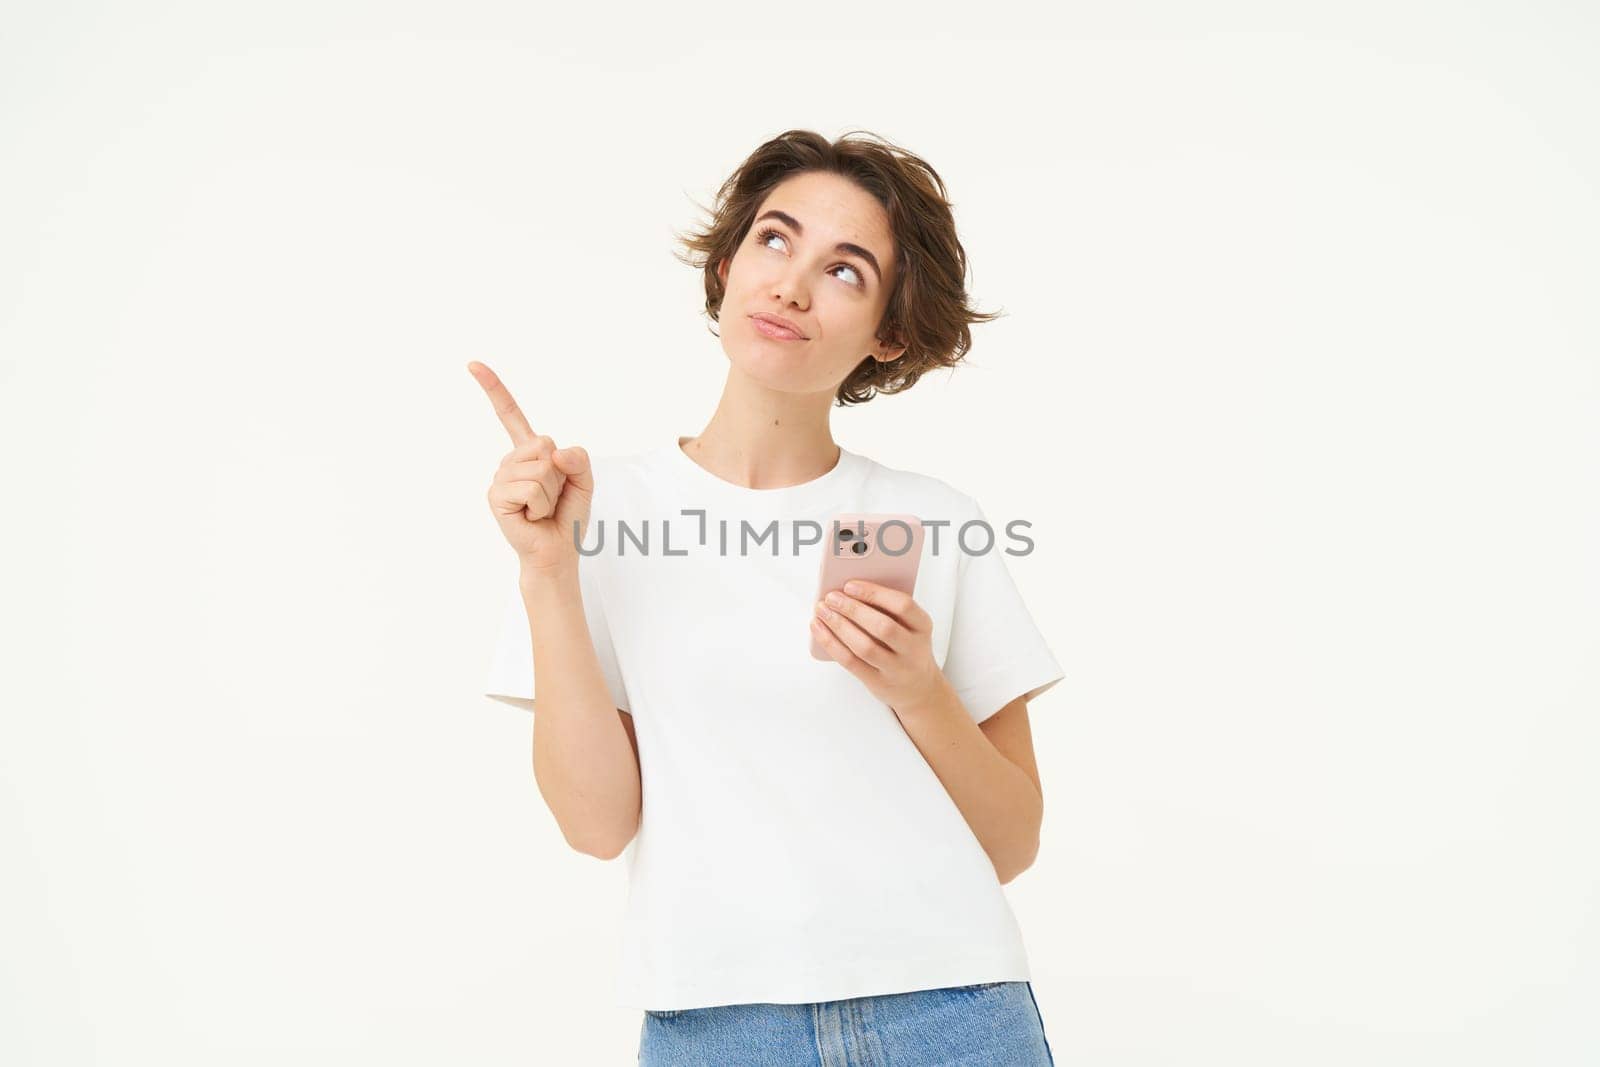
[679,366,841,490]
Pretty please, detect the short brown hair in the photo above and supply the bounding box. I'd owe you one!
[672,129,1003,406]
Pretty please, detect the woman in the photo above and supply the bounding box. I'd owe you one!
[473,129,1064,1065]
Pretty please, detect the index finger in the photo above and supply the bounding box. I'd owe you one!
[841,579,928,633]
[841,579,911,613]
[466,360,537,445]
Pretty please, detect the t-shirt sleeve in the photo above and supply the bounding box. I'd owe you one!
[939,494,1065,725]
[482,558,632,714]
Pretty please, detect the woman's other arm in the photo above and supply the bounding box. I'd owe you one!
[809,580,1043,883]
[895,684,1044,884]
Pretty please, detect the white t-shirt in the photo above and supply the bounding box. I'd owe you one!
[484,438,1065,1011]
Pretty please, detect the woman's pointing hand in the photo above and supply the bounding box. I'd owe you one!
[468,360,593,575]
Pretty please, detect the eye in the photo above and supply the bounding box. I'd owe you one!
[753,226,866,290]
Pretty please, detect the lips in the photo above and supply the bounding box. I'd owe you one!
[750,312,806,340]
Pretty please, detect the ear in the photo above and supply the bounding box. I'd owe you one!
[875,336,908,363]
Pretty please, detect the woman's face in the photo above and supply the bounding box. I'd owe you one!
[716,170,904,396]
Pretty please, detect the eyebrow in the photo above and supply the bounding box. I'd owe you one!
[754,209,883,285]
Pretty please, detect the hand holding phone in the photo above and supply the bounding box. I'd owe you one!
[810,513,925,661]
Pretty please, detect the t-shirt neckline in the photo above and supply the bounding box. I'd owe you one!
[662,435,865,513]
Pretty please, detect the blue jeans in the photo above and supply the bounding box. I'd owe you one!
[637,980,1056,1065]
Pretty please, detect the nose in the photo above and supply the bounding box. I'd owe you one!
[770,263,810,310]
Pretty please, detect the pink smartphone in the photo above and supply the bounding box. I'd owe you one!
[810,513,925,660]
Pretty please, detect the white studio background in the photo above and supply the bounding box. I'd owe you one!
[2,5,1595,1065]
